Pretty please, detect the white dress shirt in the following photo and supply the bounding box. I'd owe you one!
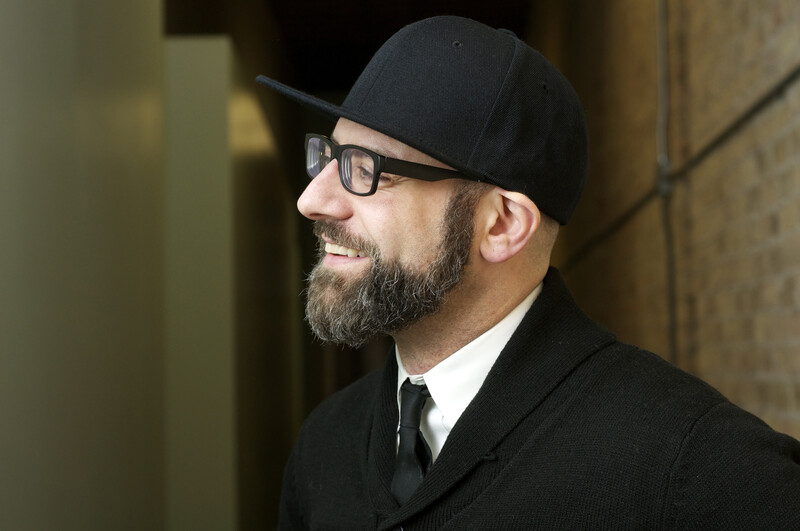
[396,283,542,461]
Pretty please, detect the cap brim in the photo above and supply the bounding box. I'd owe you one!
[256,75,343,121]
[256,75,405,141]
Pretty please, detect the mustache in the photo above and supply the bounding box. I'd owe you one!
[312,221,380,258]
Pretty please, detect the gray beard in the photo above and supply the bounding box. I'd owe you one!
[304,186,481,348]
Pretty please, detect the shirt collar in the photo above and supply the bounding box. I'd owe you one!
[396,283,542,432]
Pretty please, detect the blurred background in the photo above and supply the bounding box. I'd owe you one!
[1,0,799,529]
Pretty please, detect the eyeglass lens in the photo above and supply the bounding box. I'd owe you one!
[306,136,377,195]
[306,136,332,178]
[341,148,375,194]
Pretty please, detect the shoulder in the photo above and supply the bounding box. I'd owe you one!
[660,382,800,527]
[567,341,730,432]
[595,342,720,401]
[581,341,794,454]
[587,342,800,527]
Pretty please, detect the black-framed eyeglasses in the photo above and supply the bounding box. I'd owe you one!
[305,133,484,196]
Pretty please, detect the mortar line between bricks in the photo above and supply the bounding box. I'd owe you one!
[668,61,800,183]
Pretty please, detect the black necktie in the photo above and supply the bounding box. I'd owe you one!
[391,379,433,505]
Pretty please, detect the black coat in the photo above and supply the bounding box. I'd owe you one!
[279,268,800,530]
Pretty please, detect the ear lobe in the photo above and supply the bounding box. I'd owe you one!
[479,190,540,263]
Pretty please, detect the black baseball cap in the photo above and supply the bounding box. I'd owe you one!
[257,16,588,224]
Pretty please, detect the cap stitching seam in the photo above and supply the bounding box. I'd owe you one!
[350,40,397,112]
[466,35,519,183]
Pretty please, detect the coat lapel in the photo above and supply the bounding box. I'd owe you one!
[366,353,403,515]
[379,268,616,527]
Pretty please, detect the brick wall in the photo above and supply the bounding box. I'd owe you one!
[530,0,800,438]
[673,76,800,436]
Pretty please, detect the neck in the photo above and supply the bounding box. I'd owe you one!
[393,272,542,374]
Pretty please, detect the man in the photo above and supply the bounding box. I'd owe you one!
[257,16,800,530]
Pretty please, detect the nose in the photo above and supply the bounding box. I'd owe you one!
[297,159,353,221]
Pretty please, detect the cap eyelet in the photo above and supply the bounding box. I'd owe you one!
[452,40,463,48]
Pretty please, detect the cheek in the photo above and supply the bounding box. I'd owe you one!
[358,182,454,264]
[387,204,449,264]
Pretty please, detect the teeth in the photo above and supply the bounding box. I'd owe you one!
[325,242,365,258]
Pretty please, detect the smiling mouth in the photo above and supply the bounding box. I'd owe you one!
[325,242,367,258]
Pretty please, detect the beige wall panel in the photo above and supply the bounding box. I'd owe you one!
[164,37,237,531]
[0,1,164,529]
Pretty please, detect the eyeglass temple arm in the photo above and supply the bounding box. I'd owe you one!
[382,158,484,183]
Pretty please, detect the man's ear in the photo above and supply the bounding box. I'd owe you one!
[479,189,541,263]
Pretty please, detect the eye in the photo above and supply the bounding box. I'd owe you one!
[354,164,374,184]
[343,148,377,192]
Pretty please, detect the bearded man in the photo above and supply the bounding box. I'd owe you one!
[257,16,800,530]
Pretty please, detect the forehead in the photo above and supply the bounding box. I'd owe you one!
[331,118,454,170]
